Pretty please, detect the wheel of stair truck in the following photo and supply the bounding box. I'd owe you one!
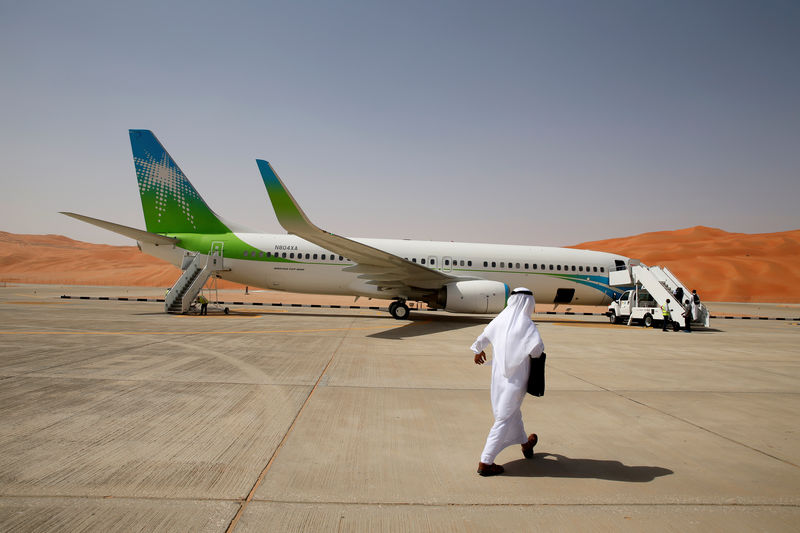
[672,321,681,332]
[224,307,229,315]
[390,301,410,320]
[608,310,617,324]
[643,313,653,328]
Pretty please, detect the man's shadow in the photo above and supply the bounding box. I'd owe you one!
[503,452,672,482]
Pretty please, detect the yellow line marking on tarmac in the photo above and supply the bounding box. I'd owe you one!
[0,324,401,336]
[540,319,615,328]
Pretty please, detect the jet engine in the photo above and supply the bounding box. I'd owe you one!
[438,280,509,314]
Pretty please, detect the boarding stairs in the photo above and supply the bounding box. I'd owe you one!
[609,262,710,328]
[165,252,224,314]
[648,266,710,327]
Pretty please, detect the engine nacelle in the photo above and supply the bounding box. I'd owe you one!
[440,280,509,314]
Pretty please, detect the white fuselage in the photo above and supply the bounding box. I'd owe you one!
[142,233,629,307]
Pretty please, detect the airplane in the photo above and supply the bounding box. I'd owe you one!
[63,130,632,319]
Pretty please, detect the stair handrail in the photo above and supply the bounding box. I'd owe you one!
[165,256,203,312]
[178,255,216,313]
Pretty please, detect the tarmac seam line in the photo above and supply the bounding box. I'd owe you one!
[244,499,800,508]
[224,318,353,533]
[551,364,800,470]
[1,493,797,509]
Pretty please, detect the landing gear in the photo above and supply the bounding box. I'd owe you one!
[389,300,411,320]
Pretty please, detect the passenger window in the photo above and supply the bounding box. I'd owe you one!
[313,254,318,259]
[557,265,561,271]
[593,266,597,272]
[431,258,435,265]
[339,256,344,261]
[282,252,287,258]
[491,261,496,268]
[413,258,417,263]
[290,253,295,259]
[600,267,605,272]
[572,266,576,271]
[500,262,505,268]
[266,252,272,257]
[516,263,520,269]
[467,260,471,266]
[421,258,426,265]
[483,261,488,267]
[305,253,310,259]
[549,264,553,270]
[524,263,529,269]
[243,251,248,257]
[444,259,450,266]
[532,264,537,270]
[579,266,583,272]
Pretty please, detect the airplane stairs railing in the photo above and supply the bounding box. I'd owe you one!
[165,253,216,314]
[649,266,710,327]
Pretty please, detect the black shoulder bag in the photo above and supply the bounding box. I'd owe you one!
[527,352,546,397]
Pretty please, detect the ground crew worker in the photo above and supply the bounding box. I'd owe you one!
[197,293,208,316]
[661,299,672,331]
[683,299,692,332]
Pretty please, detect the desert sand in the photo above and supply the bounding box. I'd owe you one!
[570,226,800,303]
[1,226,799,302]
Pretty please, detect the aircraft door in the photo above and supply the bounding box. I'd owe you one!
[209,241,224,270]
[442,257,453,273]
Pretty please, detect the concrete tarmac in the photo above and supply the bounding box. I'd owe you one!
[1,285,799,532]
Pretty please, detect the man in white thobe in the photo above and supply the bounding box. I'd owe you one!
[471,288,545,476]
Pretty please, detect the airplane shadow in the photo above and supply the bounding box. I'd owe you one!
[368,314,491,339]
[502,452,673,482]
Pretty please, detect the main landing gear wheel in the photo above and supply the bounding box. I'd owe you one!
[389,301,410,320]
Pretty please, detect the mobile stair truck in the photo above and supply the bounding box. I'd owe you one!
[606,260,710,329]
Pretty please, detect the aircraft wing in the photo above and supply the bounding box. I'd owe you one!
[60,212,179,246]
[257,160,466,292]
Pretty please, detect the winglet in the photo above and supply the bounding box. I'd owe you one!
[257,160,318,235]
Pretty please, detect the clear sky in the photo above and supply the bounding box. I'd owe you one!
[1,0,798,246]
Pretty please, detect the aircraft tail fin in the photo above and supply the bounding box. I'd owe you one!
[129,130,230,234]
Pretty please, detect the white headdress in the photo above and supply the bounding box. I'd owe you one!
[480,287,543,378]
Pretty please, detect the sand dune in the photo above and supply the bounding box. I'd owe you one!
[0,232,219,289]
[570,226,800,302]
[2,227,799,302]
